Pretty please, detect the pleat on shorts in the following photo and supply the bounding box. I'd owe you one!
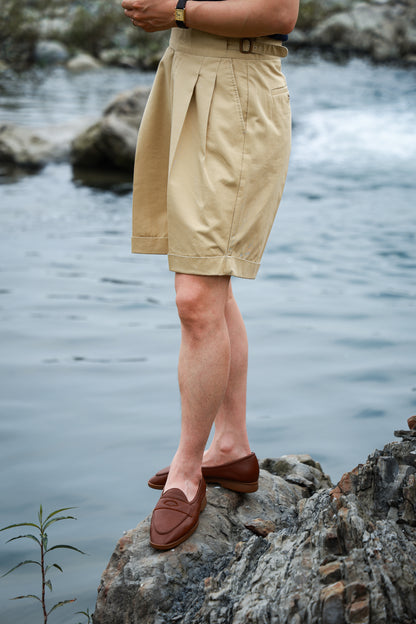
[131,28,292,279]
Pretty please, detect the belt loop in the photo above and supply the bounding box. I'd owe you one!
[239,38,254,54]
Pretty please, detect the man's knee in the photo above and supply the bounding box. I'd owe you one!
[176,286,211,330]
[175,275,228,331]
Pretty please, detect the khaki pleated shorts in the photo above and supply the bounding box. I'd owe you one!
[131,28,292,279]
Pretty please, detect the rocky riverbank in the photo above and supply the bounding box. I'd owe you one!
[92,417,416,624]
[1,0,416,73]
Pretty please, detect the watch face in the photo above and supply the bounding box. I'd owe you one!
[175,7,186,23]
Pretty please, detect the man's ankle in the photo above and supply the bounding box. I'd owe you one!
[203,444,251,465]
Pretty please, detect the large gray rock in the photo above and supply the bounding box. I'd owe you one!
[92,426,416,624]
[311,3,399,60]
[305,0,416,62]
[71,86,150,170]
[0,123,66,168]
[0,119,94,169]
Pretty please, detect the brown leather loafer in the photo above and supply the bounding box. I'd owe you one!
[150,479,207,550]
[148,452,259,493]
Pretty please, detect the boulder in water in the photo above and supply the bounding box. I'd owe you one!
[71,86,150,171]
[0,123,66,169]
[67,53,102,73]
[34,39,69,65]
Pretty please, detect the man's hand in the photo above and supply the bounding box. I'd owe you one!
[122,0,177,32]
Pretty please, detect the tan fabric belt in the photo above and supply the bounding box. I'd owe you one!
[227,38,288,58]
[169,30,289,59]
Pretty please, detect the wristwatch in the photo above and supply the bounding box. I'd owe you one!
[175,0,188,28]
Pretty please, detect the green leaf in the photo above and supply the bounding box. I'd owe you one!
[6,534,41,546]
[42,533,48,551]
[45,563,63,574]
[11,594,42,603]
[47,598,76,615]
[47,544,86,555]
[75,609,92,623]
[45,579,53,592]
[1,560,41,577]
[43,515,77,531]
[1,522,40,532]
[44,507,77,523]
[38,505,43,525]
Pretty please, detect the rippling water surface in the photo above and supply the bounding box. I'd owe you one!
[0,56,415,622]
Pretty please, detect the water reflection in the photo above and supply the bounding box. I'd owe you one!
[72,166,133,192]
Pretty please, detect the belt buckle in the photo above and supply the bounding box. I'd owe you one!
[239,38,254,54]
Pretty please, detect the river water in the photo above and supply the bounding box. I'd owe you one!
[0,54,415,622]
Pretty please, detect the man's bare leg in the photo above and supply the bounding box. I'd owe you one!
[164,273,232,501]
[203,281,251,466]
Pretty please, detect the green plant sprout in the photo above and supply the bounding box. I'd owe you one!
[1,505,86,624]
[76,607,93,623]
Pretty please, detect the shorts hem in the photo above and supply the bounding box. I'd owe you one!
[168,253,259,279]
[132,236,168,254]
